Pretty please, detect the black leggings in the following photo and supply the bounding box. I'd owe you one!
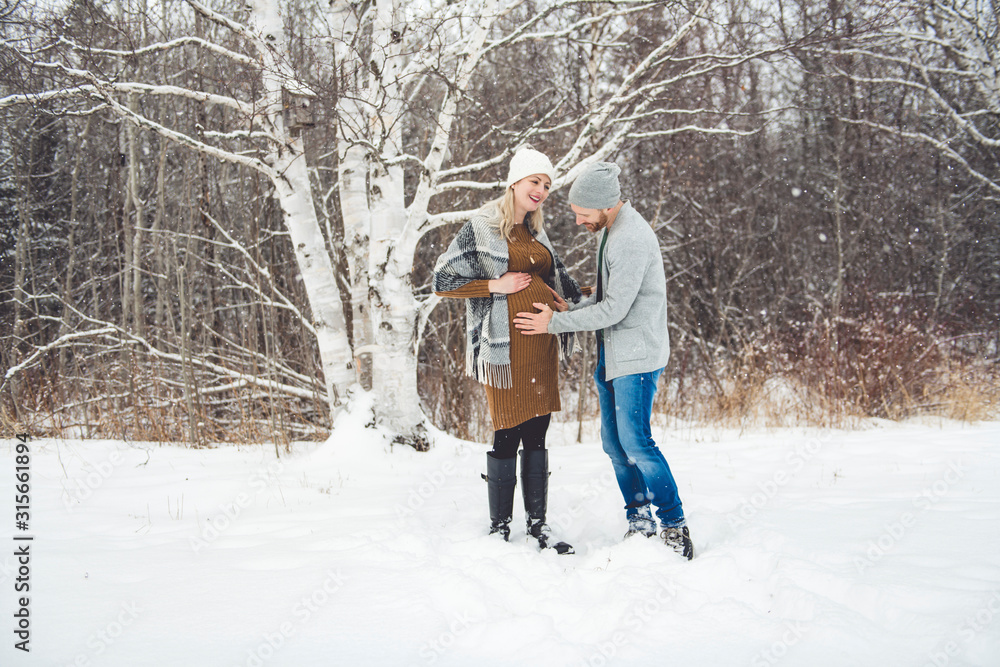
[490,414,551,460]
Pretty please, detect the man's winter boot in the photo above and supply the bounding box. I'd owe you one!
[660,524,694,560]
[482,453,516,541]
[624,504,657,539]
[519,449,574,555]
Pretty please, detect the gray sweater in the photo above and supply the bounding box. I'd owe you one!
[548,202,670,380]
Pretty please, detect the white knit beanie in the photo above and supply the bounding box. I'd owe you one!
[568,162,622,209]
[505,147,556,187]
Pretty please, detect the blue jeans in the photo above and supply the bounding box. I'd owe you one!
[594,344,684,528]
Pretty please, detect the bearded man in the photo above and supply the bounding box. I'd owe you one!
[513,161,693,560]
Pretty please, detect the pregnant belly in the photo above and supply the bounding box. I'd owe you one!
[510,276,554,314]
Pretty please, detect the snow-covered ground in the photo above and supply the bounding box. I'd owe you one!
[2,397,999,667]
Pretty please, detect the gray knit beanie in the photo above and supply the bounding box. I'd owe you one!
[568,162,622,209]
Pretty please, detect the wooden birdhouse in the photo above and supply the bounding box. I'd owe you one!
[282,88,316,135]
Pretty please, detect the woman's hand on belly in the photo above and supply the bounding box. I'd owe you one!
[489,272,531,294]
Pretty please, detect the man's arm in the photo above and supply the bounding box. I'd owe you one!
[515,245,648,335]
[544,233,649,335]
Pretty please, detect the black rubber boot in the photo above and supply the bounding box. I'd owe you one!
[483,453,516,541]
[519,449,574,555]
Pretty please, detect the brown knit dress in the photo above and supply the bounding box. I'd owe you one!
[436,223,561,431]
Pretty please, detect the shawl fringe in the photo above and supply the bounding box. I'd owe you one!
[475,358,513,389]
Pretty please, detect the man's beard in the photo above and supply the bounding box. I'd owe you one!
[583,210,611,233]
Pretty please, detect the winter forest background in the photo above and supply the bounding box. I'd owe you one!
[1,0,998,447]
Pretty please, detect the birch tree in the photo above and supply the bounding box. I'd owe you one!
[1,0,356,426]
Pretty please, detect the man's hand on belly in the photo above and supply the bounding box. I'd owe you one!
[514,303,554,335]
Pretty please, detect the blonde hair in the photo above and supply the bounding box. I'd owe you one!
[481,186,545,242]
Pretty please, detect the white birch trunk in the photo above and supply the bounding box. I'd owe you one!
[370,193,426,446]
[331,1,375,385]
[365,0,427,446]
[272,139,355,413]
[337,103,375,385]
[249,0,355,419]
[360,0,502,445]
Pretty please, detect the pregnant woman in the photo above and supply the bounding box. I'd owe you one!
[433,147,581,554]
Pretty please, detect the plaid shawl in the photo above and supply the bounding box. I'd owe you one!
[433,214,582,388]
